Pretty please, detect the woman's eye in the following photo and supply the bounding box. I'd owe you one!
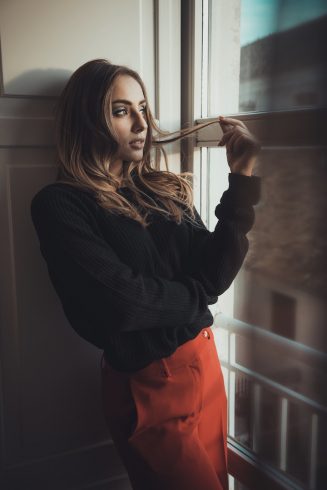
[113,106,147,116]
[113,108,127,116]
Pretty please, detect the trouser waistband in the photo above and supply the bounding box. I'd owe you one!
[101,326,213,378]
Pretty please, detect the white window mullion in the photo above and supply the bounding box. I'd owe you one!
[201,0,209,119]
[193,0,203,121]
[156,0,181,173]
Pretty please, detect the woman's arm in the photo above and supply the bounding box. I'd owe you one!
[30,185,211,343]
[186,172,261,298]
[185,115,262,299]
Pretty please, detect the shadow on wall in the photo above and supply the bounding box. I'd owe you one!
[3,68,72,97]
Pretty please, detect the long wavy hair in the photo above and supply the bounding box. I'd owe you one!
[54,58,219,228]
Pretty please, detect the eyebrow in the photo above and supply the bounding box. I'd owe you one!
[112,98,146,105]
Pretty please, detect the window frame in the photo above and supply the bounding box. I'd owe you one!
[195,107,327,149]
[180,0,327,488]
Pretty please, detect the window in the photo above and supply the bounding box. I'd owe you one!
[238,0,327,113]
[271,292,296,340]
[181,1,327,489]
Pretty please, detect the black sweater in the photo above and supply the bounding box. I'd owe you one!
[30,168,261,372]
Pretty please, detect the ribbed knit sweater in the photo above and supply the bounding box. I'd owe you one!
[30,168,261,372]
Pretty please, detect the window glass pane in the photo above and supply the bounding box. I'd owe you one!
[239,0,327,112]
[207,0,327,115]
[240,0,327,45]
[208,146,327,489]
[229,475,251,490]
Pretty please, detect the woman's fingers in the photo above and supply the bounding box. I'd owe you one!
[219,123,234,134]
[224,131,247,156]
[217,116,261,174]
[218,126,247,148]
[218,123,261,158]
[218,130,235,149]
[228,131,243,154]
[219,116,247,130]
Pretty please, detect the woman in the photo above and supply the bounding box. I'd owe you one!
[30,58,261,490]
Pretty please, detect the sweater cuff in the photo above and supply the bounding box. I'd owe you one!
[227,172,261,206]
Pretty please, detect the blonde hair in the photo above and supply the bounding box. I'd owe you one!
[54,58,219,228]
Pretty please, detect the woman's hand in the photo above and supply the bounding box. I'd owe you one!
[217,116,261,176]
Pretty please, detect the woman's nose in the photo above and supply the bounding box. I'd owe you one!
[132,112,148,132]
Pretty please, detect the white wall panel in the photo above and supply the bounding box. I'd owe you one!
[0,0,155,106]
[0,0,185,486]
[0,1,155,488]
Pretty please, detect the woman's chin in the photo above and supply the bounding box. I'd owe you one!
[122,149,144,162]
[130,151,144,162]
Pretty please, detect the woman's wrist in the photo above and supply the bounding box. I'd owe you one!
[229,156,257,177]
[231,170,252,177]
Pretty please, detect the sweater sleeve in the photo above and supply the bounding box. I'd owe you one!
[187,173,261,299]
[30,185,210,340]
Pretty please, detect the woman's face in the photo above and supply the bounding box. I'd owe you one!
[110,75,148,166]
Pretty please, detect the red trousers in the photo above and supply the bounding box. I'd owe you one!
[100,326,228,490]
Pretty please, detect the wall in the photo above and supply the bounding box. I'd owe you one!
[0,1,181,488]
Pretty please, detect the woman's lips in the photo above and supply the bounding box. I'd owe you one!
[129,140,145,149]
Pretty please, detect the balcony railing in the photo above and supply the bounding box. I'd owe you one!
[211,312,327,490]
